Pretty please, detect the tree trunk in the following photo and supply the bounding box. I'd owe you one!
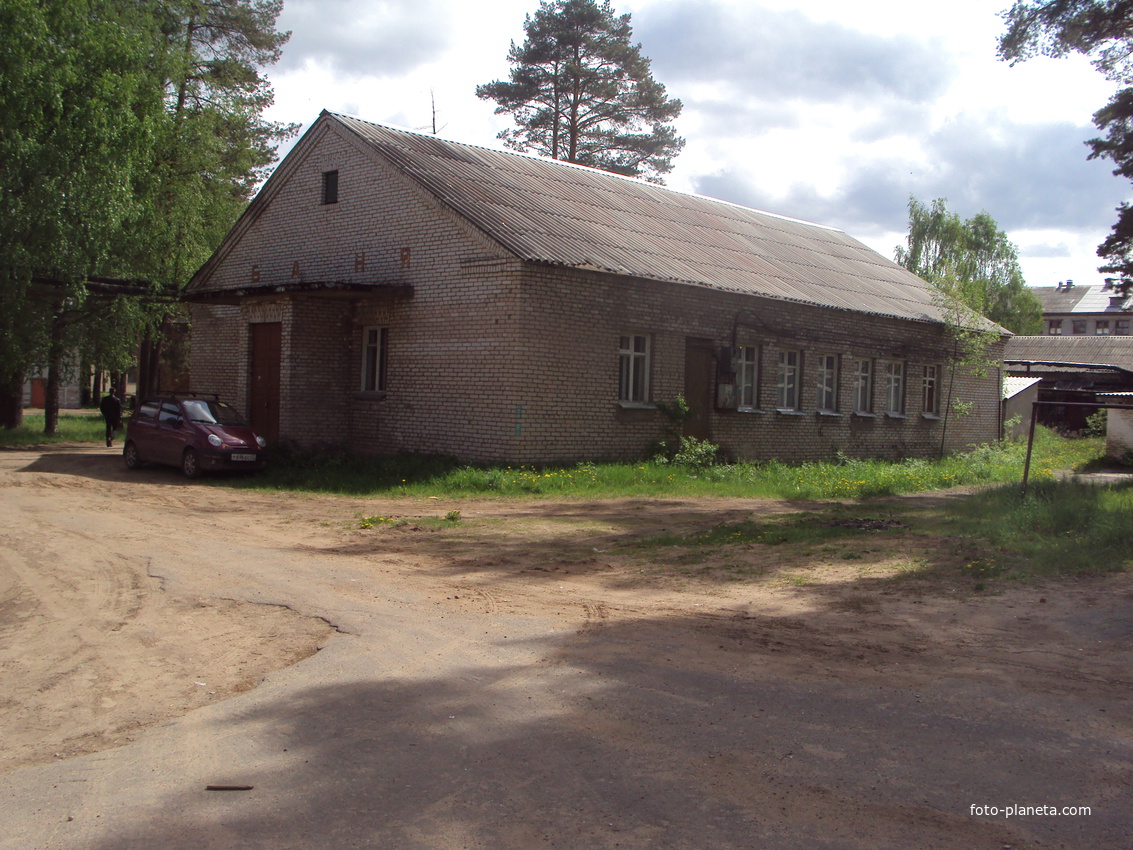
[43,307,66,434]
[80,361,92,407]
[0,373,25,429]
[137,326,165,398]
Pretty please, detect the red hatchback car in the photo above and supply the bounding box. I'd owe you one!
[123,394,268,478]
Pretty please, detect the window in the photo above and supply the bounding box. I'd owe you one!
[853,358,873,413]
[1047,319,1063,335]
[776,349,800,410]
[1096,320,1111,335]
[883,361,905,415]
[618,333,650,403]
[322,169,339,205]
[815,354,838,412]
[136,400,159,422]
[361,326,388,392]
[1072,319,1087,334]
[921,364,941,416]
[737,345,759,408]
[159,401,182,425]
[1117,319,1130,335]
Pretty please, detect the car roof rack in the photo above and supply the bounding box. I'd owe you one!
[153,390,221,401]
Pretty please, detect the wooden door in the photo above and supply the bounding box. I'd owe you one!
[249,322,281,445]
[683,338,715,441]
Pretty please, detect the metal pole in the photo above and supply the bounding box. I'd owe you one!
[1021,401,1039,499]
[1018,400,1133,498]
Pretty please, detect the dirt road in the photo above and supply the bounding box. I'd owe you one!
[1,445,1130,848]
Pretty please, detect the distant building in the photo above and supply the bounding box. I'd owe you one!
[1004,335,1133,432]
[1033,279,1132,336]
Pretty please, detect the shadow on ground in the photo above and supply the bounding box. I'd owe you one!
[83,610,1130,850]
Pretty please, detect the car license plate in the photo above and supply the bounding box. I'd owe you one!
[231,453,257,462]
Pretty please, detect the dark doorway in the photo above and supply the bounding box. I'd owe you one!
[684,337,715,441]
[249,322,281,445]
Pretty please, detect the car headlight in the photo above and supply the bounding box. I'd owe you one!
[256,436,267,448]
[208,434,223,447]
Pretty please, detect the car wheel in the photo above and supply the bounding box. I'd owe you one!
[181,448,201,479]
[123,441,142,470]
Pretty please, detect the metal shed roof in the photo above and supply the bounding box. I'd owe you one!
[329,113,956,325]
[1004,336,1133,373]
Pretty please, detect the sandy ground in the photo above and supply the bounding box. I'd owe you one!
[0,444,1131,849]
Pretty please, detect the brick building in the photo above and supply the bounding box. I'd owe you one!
[1034,280,1132,336]
[185,112,1005,463]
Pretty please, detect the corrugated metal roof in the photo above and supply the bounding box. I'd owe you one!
[329,113,957,325]
[1005,335,1133,371]
[1004,376,1041,399]
[1033,284,1133,313]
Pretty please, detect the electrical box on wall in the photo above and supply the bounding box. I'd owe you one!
[716,382,738,410]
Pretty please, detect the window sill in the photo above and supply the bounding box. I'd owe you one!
[816,410,843,418]
[617,401,657,411]
[775,408,805,416]
[852,411,876,419]
[353,391,388,401]
[884,412,907,420]
[920,413,942,421]
[737,407,766,414]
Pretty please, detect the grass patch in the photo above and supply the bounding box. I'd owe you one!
[620,476,1131,586]
[0,412,107,447]
[236,427,1101,501]
[941,478,1133,578]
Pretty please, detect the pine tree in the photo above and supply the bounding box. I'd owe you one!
[476,0,683,183]
[999,1,1133,278]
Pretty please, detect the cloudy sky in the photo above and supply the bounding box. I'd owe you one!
[264,0,1128,288]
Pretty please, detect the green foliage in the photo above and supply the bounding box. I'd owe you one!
[668,436,720,468]
[950,478,1133,575]
[0,0,163,397]
[215,426,1105,501]
[999,2,1133,278]
[0,412,106,446]
[895,197,1043,335]
[0,0,294,425]
[476,0,684,182]
[1084,409,1108,436]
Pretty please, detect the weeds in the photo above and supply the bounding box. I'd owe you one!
[234,427,1102,502]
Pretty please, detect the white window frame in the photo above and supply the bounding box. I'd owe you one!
[853,358,873,414]
[815,354,838,412]
[776,349,801,411]
[883,361,905,416]
[921,364,941,416]
[737,345,759,409]
[361,326,388,392]
[618,333,651,403]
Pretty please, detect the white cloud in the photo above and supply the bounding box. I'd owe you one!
[263,0,1133,287]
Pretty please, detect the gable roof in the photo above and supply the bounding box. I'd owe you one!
[1032,284,1133,314]
[326,112,967,325]
[191,110,995,328]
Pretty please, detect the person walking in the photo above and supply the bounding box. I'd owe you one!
[100,387,122,448]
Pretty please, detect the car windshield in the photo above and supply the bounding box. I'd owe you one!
[181,399,248,426]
